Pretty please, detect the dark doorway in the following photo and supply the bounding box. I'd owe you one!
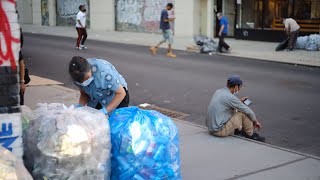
[215,0,222,37]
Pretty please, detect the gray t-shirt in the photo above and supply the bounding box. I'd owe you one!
[206,87,256,132]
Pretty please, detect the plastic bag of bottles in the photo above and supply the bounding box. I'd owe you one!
[0,146,33,180]
[305,34,320,51]
[23,103,111,180]
[295,36,308,49]
[109,107,181,180]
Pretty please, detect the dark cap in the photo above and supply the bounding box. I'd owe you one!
[227,75,243,86]
[79,4,85,10]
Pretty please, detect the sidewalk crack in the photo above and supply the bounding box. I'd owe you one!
[225,157,308,180]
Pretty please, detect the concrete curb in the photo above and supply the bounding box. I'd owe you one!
[172,118,320,160]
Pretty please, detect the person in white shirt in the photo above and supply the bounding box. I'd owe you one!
[282,18,300,51]
[76,4,87,50]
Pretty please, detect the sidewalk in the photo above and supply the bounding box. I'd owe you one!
[21,24,320,67]
[24,76,320,180]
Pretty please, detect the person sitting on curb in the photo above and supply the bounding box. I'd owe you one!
[206,75,265,142]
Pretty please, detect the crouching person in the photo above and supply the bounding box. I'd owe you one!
[69,56,130,115]
[206,75,265,142]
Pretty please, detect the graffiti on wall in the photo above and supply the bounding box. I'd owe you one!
[41,0,49,26]
[56,0,90,27]
[116,0,174,33]
[0,0,23,158]
[0,0,20,69]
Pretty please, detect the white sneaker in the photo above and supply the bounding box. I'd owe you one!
[80,45,87,50]
[75,47,83,50]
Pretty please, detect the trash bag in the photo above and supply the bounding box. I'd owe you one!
[275,38,289,51]
[193,35,207,46]
[0,146,33,180]
[21,105,34,134]
[109,107,181,180]
[305,34,320,51]
[23,103,111,180]
[295,36,308,49]
[194,35,218,53]
[200,38,218,53]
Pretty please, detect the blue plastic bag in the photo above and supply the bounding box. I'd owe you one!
[109,107,181,180]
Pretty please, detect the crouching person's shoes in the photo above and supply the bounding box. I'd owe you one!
[247,132,266,142]
[234,129,245,136]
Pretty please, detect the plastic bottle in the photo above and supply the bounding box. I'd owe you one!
[134,140,148,155]
[119,167,135,180]
[146,141,156,156]
[117,156,131,171]
[139,169,153,179]
[142,156,155,168]
[153,145,166,161]
[133,174,145,180]
[157,136,170,144]
[120,136,133,154]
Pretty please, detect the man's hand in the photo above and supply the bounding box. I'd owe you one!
[218,32,222,37]
[253,120,262,130]
[240,97,249,102]
[20,83,26,95]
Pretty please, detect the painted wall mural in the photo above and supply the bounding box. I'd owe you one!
[115,0,174,33]
[41,0,49,26]
[0,0,23,158]
[56,0,90,27]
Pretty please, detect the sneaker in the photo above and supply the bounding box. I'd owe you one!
[80,45,87,50]
[75,47,80,50]
[247,132,266,142]
[150,47,157,56]
[234,129,245,136]
[167,52,177,58]
[227,47,232,53]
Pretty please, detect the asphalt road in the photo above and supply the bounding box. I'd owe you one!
[23,33,320,156]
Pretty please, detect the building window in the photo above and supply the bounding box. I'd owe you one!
[238,0,320,33]
[239,0,263,29]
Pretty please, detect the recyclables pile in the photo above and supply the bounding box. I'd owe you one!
[109,107,181,180]
[291,34,320,51]
[194,35,218,53]
[0,146,33,180]
[23,103,111,180]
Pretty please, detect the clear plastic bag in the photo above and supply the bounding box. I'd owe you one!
[23,103,111,180]
[305,34,320,51]
[0,146,33,180]
[295,36,308,49]
[109,107,181,180]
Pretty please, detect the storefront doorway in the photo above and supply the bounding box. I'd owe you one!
[215,0,236,37]
[234,0,320,42]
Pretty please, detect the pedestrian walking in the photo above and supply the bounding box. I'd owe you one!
[75,4,87,50]
[19,28,26,105]
[150,3,176,58]
[168,8,175,36]
[206,75,265,142]
[69,56,130,115]
[282,17,300,51]
[216,12,231,53]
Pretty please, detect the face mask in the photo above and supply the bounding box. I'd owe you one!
[77,76,94,87]
[233,86,239,95]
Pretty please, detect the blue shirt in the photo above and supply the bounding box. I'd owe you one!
[160,9,170,30]
[220,16,229,34]
[75,58,128,108]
